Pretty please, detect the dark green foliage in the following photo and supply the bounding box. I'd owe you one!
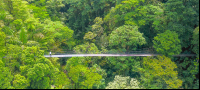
[173,57,199,89]
[192,26,199,58]
[153,30,181,56]
[0,0,199,89]
[154,0,199,48]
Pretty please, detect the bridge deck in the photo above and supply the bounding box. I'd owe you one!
[44,54,196,57]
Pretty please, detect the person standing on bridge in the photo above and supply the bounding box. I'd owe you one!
[49,51,51,57]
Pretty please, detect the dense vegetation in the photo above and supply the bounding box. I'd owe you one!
[0,0,199,89]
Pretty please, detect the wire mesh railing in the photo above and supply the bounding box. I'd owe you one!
[43,49,157,55]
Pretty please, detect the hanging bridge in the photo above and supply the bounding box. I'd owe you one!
[44,53,196,57]
[43,50,196,57]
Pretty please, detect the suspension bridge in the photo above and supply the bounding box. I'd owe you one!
[44,54,196,57]
[43,50,196,57]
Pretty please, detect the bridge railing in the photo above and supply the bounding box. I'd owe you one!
[44,50,156,55]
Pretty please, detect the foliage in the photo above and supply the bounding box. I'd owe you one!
[13,74,29,89]
[0,0,198,89]
[0,59,14,89]
[153,30,181,56]
[105,75,142,89]
[68,65,102,89]
[109,25,146,51]
[20,27,27,44]
[153,0,199,48]
[64,0,116,39]
[192,26,199,58]
[173,57,199,89]
[138,55,182,89]
[73,42,99,54]
[11,0,30,20]
[0,29,6,58]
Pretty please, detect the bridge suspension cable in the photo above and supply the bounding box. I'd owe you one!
[44,54,196,57]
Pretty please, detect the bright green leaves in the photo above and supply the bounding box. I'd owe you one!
[0,60,13,89]
[21,46,44,66]
[52,72,70,89]
[106,75,142,89]
[0,29,6,58]
[66,57,104,89]
[13,74,29,89]
[83,31,97,41]
[11,0,30,20]
[27,63,51,89]
[84,17,104,42]
[19,46,69,89]
[24,16,39,32]
[0,0,76,89]
[153,30,181,56]
[109,25,146,51]
[68,65,102,89]
[92,17,104,37]
[139,55,182,89]
[4,44,22,72]
[12,19,23,31]
[66,57,88,70]
[28,4,49,21]
[20,28,27,44]
[74,42,99,54]
[42,19,74,52]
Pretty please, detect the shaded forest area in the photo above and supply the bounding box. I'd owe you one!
[0,0,199,89]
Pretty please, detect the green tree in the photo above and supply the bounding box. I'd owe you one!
[68,65,102,89]
[13,74,29,89]
[153,0,199,48]
[3,44,22,73]
[28,4,50,21]
[52,71,70,89]
[73,42,99,54]
[20,27,27,44]
[12,19,23,31]
[0,29,6,58]
[66,57,106,89]
[27,63,51,89]
[109,25,146,51]
[20,46,71,89]
[105,75,142,89]
[137,55,182,89]
[11,0,30,20]
[41,19,75,52]
[46,0,65,21]
[106,56,138,76]
[153,30,181,56]
[173,57,199,89]
[0,59,14,89]
[64,0,115,39]
[192,26,199,58]
[83,31,97,42]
